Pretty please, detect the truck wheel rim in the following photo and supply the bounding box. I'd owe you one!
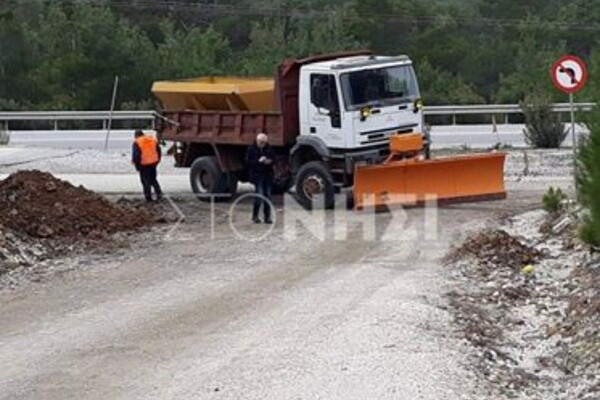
[302,174,325,199]
[198,171,211,192]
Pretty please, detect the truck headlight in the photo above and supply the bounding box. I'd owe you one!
[360,107,371,121]
[413,98,423,113]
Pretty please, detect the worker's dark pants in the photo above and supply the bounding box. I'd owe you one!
[252,176,272,221]
[138,164,162,201]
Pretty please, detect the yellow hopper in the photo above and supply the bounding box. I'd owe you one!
[353,133,506,210]
[152,76,275,111]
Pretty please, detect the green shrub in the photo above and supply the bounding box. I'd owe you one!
[542,187,567,214]
[521,96,567,148]
[577,119,600,245]
[579,218,599,246]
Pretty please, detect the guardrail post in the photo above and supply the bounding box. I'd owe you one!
[54,120,58,131]
[452,114,456,125]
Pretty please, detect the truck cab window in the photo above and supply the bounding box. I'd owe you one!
[341,65,419,111]
[310,74,339,113]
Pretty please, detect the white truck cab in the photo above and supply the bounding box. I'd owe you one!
[298,55,425,152]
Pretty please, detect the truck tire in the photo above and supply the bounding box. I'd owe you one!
[294,161,335,209]
[272,177,293,195]
[226,174,238,197]
[190,157,233,201]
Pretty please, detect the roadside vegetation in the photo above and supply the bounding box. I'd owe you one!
[542,187,568,214]
[0,0,598,110]
[521,96,568,148]
[577,77,600,246]
[577,55,600,246]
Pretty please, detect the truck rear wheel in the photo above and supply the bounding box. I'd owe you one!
[190,157,236,200]
[295,161,335,209]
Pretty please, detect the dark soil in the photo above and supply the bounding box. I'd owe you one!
[0,170,154,240]
[0,171,163,276]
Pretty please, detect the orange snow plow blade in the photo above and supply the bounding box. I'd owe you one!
[353,135,506,210]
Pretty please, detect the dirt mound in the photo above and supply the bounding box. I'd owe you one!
[447,229,542,270]
[0,170,153,240]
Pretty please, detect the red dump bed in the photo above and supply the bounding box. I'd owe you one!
[157,111,288,146]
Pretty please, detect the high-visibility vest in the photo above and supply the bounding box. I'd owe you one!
[135,136,159,166]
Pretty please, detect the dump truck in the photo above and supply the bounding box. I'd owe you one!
[153,51,506,209]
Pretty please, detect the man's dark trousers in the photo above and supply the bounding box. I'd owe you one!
[139,164,163,201]
[253,175,272,221]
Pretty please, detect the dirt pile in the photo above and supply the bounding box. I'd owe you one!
[447,229,542,271]
[0,170,153,239]
[0,171,162,278]
[447,211,598,399]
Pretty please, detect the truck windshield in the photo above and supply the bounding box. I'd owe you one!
[340,65,419,111]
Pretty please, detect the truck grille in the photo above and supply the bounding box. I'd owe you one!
[359,123,418,145]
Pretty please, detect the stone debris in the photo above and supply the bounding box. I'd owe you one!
[447,210,598,400]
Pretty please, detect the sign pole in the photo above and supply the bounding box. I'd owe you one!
[570,92,577,158]
[551,55,587,189]
[569,92,577,188]
[104,75,119,151]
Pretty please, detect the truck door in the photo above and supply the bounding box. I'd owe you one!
[306,74,345,148]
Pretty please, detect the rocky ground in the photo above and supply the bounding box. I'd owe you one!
[446,208,598,399]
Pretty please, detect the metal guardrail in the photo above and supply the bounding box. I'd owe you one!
[0,110,156,121]
[0,103,595,129]
[424,102,595,115]
[0,110,157,131]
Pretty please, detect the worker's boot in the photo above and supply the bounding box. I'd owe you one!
[263,205,273,224]
[252,198,261,223]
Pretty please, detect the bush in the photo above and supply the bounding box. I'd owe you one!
[542,187,567,214]
[579,218,599,246]
[577,113,600,246]
[521,96,567,148]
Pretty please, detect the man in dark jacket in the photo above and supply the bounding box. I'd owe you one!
[245,133,275,224]
[132,129,163,202]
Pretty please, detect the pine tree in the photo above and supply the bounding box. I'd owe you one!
[577,62,600,245]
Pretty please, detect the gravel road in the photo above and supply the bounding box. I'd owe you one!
[0,189,546,400]
[0,145,574,399]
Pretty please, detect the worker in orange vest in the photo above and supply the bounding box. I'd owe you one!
[132,129,163,202]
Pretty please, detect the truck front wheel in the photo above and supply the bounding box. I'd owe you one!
[294,161,335,209]
[190,157,236,200]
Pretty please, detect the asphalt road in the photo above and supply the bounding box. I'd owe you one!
[7,129,133,150]
[4,125,586,150]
